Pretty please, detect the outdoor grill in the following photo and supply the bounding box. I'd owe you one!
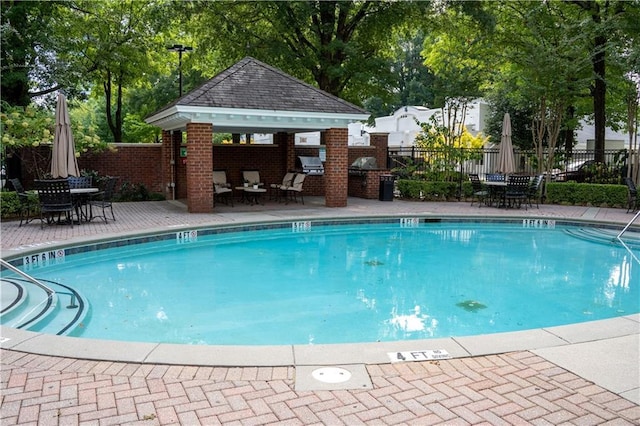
[298,156,324,175]
[348,156,378,175]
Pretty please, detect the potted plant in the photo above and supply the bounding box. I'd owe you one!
[243,178,249,188]
[252,182,259,189]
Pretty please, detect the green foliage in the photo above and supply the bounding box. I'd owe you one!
[546,183,627,207]
[396,178,627,208]
[114,181,164,202]
[0,190,39,220]
[396,179,462,201]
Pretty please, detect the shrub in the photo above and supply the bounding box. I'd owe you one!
[396,179,628,207]
[0,190,39,220]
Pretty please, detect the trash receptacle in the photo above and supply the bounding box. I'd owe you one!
[379,174,395,201]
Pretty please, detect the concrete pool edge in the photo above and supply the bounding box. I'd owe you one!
[1,314,638,367]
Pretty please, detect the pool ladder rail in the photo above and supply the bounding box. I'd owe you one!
[0,259,87,335]
[616,210,640,265]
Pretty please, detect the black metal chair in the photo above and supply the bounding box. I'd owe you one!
[468,174,488,207]
[89,176,118,223]
[68,176,93,220]
[624,177,639,213]
[504,175,531,209]
[527,175,544,209]
[35,179,75,228]
[9,178,36,226]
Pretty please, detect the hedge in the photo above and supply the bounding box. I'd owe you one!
[396,179,628,208]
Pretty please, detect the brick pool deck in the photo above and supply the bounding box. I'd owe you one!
[1,198,639,425]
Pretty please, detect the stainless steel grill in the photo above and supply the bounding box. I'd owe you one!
[348,157,378,175]
[298,156,324,175]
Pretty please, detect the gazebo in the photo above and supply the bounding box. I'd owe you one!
[145,57,370,213]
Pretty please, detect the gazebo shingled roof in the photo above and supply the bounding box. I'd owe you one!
[146,57,369,133]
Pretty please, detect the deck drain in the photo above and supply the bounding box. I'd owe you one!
[311,367,352,384]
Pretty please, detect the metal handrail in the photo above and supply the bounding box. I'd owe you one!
[616,210,640,239]
[0,259,55,297]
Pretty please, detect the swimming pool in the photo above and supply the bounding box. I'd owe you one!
[2,218,638,346]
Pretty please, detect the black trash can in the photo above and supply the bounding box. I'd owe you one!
[379,174,395,201]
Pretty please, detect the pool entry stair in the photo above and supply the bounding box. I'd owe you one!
[0,260,87,336]
[564,227,640,252]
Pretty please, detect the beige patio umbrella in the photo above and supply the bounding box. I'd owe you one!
[51,93,80,178]
[496,112,516,174]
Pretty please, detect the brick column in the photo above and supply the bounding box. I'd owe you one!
[324,128,348,207]
[186,123,213,213]
[369,133,389,170]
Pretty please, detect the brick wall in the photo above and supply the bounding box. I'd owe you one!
[13,133,389,203]
[15,144,163,193]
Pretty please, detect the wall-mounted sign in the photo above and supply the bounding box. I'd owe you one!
[179,147,187,158]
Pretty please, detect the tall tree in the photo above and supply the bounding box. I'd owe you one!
[57,0,165,142]
[569,0,633,162]
[1,1,59,106]
[182,0,430,104]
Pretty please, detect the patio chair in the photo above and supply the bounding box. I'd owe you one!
[485,173,506,206]
[35,179,75,228]
[527,175,544,209]
[68,176,92,188]
[213,170,234,206]
[89,176,118,223]
[242,170,263,187]
[624,177,639,213]
[504,175,531,210]
[9,178,36,227]
[285,173,306,204]
[68,176,93,218]
[270,172,295,201]
[468,174,488,207]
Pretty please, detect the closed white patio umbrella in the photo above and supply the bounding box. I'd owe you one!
[497,112,516,175]
[51,93,80,178]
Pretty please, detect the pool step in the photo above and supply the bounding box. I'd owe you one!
[0,277,88,335]
[564,227,640,250]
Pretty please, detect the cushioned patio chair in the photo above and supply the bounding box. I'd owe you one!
[468,174,488,207]
[213,170,234,207]
[270,172,295,201]
[624,177,639,213]
[504,175,531,209]
[242,170,263,187]
[89,176,118,223]
[9,178,36,227]
[285,173,306,204]
[35,179,75,228]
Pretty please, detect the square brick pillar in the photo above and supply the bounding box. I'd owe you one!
[186,122,213,213]
[324,128,348,207]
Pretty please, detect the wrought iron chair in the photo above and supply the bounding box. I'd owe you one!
[468,174,488,207]
[527,175,544,209]
[624,177,639,213]
[9,178,36,226]
[89,176,118,223]
[35,179,75,228]
[504,175,531,209]
[68,176,93,220]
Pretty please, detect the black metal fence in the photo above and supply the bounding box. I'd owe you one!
[387,147,628,183]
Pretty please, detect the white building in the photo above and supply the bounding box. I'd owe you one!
[363,100,490,148]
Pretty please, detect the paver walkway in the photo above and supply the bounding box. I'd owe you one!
[2,198,639,425]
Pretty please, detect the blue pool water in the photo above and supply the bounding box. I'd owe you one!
[7,220,640,345]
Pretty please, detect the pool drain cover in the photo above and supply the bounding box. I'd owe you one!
[311,367,351,383]
[296,365,372,391]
